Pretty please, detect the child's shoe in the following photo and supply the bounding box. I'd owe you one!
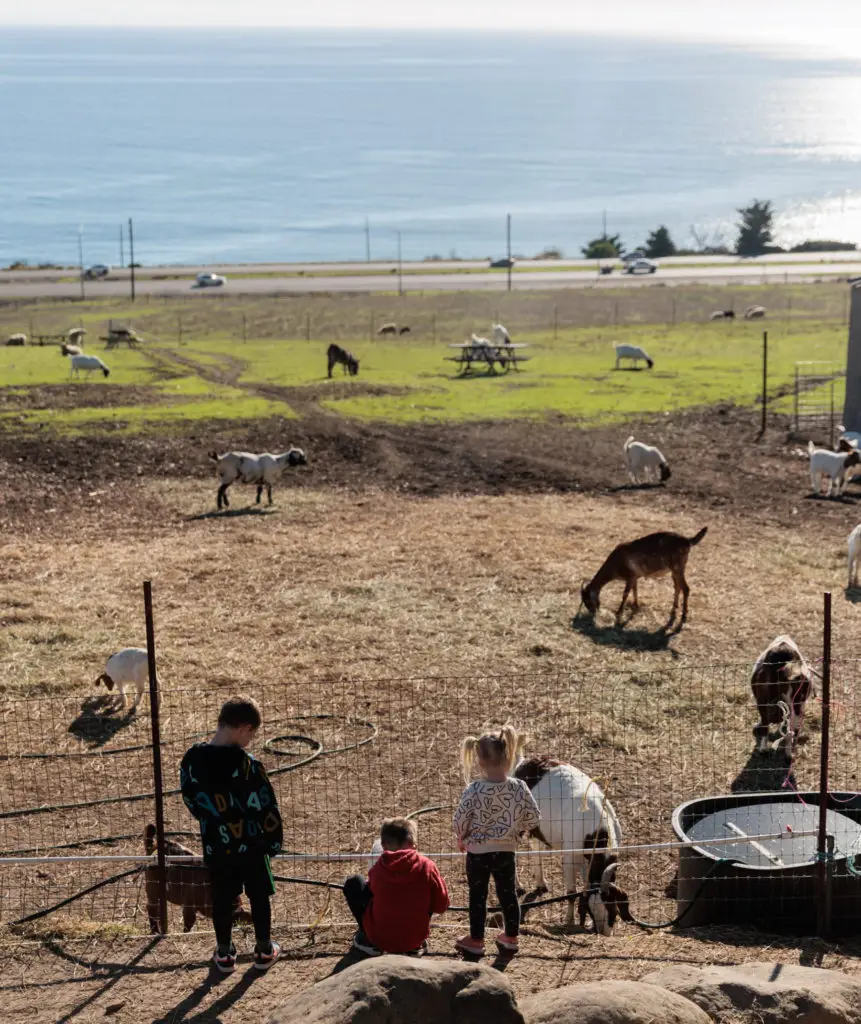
[454,934,485,956]
[352,931,382,956]
[213,945,237,974]
[405,940,429,957]
[495,933,519,953]
[253,941,282,971]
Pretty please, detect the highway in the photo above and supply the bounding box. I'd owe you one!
[1,254,859,300]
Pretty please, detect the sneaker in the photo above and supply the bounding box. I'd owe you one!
[352,931,383,956]
[405,940,428,957]
[495,933,519,953]
[213,946,237,974]
[253,941,282,971]
[454,934,485,956]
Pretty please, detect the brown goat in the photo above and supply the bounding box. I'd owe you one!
[750,636,814,755]
[580,527,707,626]
[143,825,252,934]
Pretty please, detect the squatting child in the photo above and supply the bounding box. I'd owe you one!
[452,725,540,956]
[180,695,283,973]
[343,817,449,955]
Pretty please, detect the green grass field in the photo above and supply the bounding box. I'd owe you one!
[0,286,848,433]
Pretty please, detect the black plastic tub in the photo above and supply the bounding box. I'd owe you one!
[671,791,861,934]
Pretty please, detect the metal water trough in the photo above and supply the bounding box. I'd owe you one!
[672,791,861,934]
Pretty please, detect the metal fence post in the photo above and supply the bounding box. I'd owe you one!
[794,365,799,434]
[816,590,832,938]
[144,581,168,936]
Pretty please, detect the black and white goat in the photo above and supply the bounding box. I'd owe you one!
[750,636,815,755]
[513,755,631,934]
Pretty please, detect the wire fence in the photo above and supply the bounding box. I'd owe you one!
[0,591,859,944]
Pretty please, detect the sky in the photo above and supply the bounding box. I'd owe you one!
[3,0,860,58]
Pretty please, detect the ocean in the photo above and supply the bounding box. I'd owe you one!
[3,28,861,266]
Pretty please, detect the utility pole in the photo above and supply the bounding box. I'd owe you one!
[77,226,85,300]
[128,217,136,302]
[397,231,403,297]
[119,224,124,269]
[365,217,371,263]
[506,213,512,293]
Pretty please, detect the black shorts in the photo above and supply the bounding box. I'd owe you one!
[208,854,275,902]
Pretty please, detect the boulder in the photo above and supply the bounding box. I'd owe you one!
[519,980,711,1024]
[642,962,861,1023]
[270,954,524,1024]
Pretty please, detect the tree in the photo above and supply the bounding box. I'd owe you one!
[735,200,775,256]
[790,239,857,253]
[581,233,624,259]
[644,225,677,258]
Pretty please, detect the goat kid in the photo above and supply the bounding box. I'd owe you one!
[144,825,252,934]
[808,441,861,497]
[624,436,671,485]
[750,636,814,755]
[95,647,153,711]
[580,527,707,626]
[513,755,632,934]
[210,448,307,510]
[327,343,359,377]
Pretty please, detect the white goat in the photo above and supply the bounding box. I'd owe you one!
[614,343,653,370]
[67,327,86,344]
[70,353,110,379]
[744,305,767,320]
[492,323,511,345]
[513,755,631,934]
[210,448,307,510]
[95,647,153,711]
[6,333,27,346]
[849,525,861,588]
[60,343,82,357]
[808,440,861,497]
[624,436,671,485]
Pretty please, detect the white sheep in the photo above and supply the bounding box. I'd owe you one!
[491,323,511,345]
[624,436,671,485]
[70,353,110,379]
[209,448,308,510]
[744,305,767,320]
[513,756,631,934]
[95,647,153,711]
[849,525,861,588]
[6,333,27,346]
[808,440,861,497]
[614,343,653,370]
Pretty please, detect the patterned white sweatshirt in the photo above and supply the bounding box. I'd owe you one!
[452,777,541,854]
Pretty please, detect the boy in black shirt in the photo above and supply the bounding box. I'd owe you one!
[180,695,283,973]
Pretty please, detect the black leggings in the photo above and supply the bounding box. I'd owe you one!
[466,851,519,940]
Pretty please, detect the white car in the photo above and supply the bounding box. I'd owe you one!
[83,264,111,280]
[193,272,226,288]
[621,250,646,263]
[624,258,658,275]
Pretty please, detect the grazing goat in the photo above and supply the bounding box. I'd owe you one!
[744,305,766,320]
[5,333,26,346]
[614,343,653,370]
[492,323,511,345]
[376,323,410,336]
[95,647,153,711]
[624,436,671,485]
[209,448,307,510]
[580,527,707,626]
[849,524,861,588]
[709,309,735,320]
[70,353,110,379]
[513,755,631,934]
[750,636,814,755]
[808,440,861,497]
[327,343,359,377]
[144,825,252,935]
[60,343,82,357]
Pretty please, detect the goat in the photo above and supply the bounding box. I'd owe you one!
[744,305,766,320]
[750,636,814,755]
[327,343,359,377]
[377,323,397,335]
[709,309,735,320]
[5,333,26,346]
[60,343,82,357]
[492,323,511,345]
[95,647,153,711]
[580,527,707,626]
[808,440,861,497]
[849,524,861,588]
[70,353,110,379]
[513,755,632,934]
[838,430,861,452]
[209,448,307,510]
[144,825,252,935]
[614,343,653,370]
[67,327,86,344]
[624,436,671,485]
[398,325,411,335]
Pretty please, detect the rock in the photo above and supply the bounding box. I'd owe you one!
[270,954,524,1024]
[519,980,711,1024]
[642,962,861,1023]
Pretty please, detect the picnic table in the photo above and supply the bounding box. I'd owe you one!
[445,341,530,376]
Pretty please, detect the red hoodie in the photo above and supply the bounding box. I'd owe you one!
[363,848,449,953]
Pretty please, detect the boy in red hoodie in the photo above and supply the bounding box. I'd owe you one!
[344,817,449,956]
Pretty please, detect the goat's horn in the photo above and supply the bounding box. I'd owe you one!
[600,863,616,893]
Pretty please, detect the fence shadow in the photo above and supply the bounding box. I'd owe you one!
[68,696,137,748]
[185,507,279,522]
[606,482,664,494]
[570,612,680,655]
[730,748,797,794]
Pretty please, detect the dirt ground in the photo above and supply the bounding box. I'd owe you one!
[3,403,861,1021]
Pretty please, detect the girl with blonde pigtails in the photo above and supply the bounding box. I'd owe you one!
[452,724,540,956]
